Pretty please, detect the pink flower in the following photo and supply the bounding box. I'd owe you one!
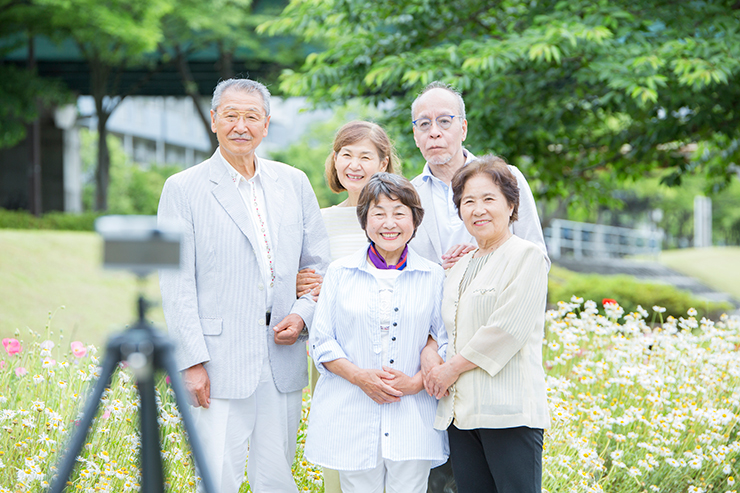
[102,407,111,420]
[2,338,21,356]
[0,361,5,369]
[15,367,27,377]
[70,341,87,358]
[165,376,171,385]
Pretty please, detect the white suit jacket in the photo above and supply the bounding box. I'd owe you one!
[158,149,331,399]
[409,151,550,268]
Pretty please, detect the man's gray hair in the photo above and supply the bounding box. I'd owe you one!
[211,78,271,116]
[410,81,466,121]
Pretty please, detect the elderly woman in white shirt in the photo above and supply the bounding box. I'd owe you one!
[305,173,448,493]
[423,155,550,493]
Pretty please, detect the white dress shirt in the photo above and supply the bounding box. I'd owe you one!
[305,247,449,470]
[218,149,275,311]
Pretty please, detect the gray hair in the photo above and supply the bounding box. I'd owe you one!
[410,81,466,122]
[356,173,425,241]
[211,78,271,116]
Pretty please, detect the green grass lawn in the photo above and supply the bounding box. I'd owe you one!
[657,246,740,301]
[0,229,164,347]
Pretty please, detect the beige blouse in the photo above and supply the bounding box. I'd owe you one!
[434,235,551,431]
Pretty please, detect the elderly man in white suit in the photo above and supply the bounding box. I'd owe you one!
[158,78,330,493]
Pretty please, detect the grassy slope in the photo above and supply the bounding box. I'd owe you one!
[0,230,164,347]
[657,246,740,301]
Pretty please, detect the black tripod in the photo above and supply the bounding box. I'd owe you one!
[48,292,216,493]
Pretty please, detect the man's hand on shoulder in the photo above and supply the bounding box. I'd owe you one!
[273,313,305,345]
[183,363,210,408]
[441,243,476,269]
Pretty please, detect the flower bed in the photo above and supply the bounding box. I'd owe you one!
[1,300,738,492]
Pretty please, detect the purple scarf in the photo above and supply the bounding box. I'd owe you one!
[368,243,408,270]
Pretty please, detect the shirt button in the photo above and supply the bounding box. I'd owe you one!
[389,359,394,364]
[259,318,265,325]
[391,337,396,341]
[258,284,264,290]
[384,433,389,437]
[394,307,399,312]
[392,322,397,327]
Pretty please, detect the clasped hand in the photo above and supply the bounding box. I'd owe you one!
[353,367,423,405]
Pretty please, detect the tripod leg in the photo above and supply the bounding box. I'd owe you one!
[48,349,120,493]
[138,373,165,492]
[160,350,217,493]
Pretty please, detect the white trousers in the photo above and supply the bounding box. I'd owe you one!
[192,357,302,493]
[338,435,432,493]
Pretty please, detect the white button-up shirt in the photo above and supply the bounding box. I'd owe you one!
[305,247,449,470]
[218,149,275,311]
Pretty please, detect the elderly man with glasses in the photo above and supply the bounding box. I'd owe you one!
[409,81,549,270]
[409,82,549,493]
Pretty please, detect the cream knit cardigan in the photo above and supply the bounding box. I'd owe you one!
[434,235,551,431]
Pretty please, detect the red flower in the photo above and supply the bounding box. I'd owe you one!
[602,298,618,306]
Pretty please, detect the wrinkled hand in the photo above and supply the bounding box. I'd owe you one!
[441,243,476,270]
[420,341,444,395]
[426,362,460,400]
[297,269,323,300]
[353,368,403,404]
[183,363,210,408]
[273,313,305,345]
[382,367,423,396]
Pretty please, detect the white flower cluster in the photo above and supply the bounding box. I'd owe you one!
[543,300,740,492]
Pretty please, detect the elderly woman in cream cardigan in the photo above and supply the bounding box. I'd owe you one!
[422,155,551,493]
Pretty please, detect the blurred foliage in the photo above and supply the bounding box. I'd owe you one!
[79,128,182,215]
[263,0,740,205]
[0,1,71,149]
[548,265,733,321]
[267,101,388,208]
[0,209,98,230]
[554,172,740,247]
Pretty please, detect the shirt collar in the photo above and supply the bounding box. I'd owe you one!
[217,147,264,187]
[338,244,432,273]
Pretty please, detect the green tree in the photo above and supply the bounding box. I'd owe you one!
[159,0,305,150]
[263,0,740,211]
[38,0,172,212]
[79,128,183,215]
[0,0,68,149]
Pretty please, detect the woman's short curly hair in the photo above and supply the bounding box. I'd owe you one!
[356,173,424,240]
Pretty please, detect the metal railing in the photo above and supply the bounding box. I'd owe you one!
[544,219,663,259]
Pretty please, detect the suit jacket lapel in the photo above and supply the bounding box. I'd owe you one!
[209,156,260,252]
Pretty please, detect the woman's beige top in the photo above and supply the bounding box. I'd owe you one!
[434,235,551,431]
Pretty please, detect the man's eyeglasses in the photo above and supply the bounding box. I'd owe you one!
[412,115,461,132]
[217,110,266,124]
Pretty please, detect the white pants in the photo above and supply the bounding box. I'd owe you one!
[338,435,432,493]
[192,357,302,493]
